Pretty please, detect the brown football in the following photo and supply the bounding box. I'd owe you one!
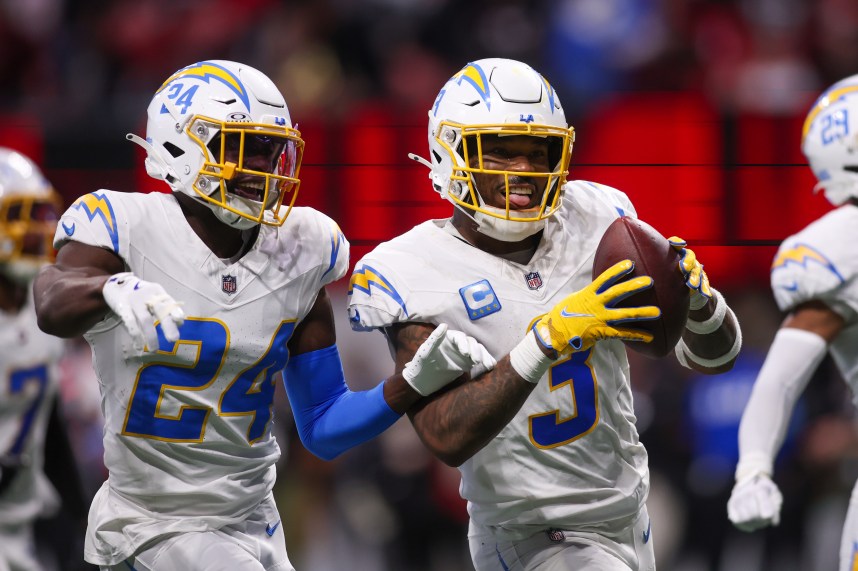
[591,216,689,359]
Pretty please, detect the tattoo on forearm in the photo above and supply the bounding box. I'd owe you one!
[414,357,534,454]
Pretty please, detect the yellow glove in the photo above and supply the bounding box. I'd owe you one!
[533,260,661,355]
[668,236,712,308]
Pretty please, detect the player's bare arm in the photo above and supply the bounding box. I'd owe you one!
[33,240,124,337]
[389,321,537,467]
[782,299,845,341]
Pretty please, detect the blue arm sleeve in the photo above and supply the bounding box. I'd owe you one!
[283,344,401,461]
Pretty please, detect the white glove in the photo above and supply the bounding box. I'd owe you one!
[727,472,783,532]
[102,272,185,356]
[402,323,497,396]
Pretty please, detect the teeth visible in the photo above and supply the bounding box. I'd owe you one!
[509,188,532,195]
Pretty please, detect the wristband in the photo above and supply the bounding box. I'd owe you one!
[675,313,742,368]
[685,289,727,334]
[509,330,555,384]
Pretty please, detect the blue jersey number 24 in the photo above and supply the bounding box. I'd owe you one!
[122,318,295,444]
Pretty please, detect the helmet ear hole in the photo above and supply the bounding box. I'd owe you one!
[163,142,185,158]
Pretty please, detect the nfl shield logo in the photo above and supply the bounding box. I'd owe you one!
[525,271,543,290]
[222,274,237,295]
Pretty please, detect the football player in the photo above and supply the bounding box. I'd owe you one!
[347,58,742,570]
[32,60,495,571]
[728,74,858,571]
[0,147,66,570]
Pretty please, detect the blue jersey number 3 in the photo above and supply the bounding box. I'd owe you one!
[529,349,599,449]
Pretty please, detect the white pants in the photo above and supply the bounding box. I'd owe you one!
[840,483,858,571]
[0,524,38,571]
[469,507,655,571]
[99,496,292,571]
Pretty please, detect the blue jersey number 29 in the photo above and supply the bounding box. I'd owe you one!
[529,349,599,449]
[122,318,295,444]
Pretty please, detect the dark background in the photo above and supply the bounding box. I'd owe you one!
[4,0,858,569]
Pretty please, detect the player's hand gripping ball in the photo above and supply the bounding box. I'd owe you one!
[534,260,661,356]
[592,217,690,358]
[668,236,712,308]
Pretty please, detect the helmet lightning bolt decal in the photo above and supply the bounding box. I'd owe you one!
[71,192,120,254]
[156,61,251,111]
[541,76,557,114]
[454,63,491,110]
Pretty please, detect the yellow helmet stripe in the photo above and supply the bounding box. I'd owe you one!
[801,85,858,143]
[156,61,250,111]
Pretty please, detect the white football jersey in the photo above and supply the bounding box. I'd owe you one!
[348,181,649,540]
[54,190,348,564]
[0,290,63,526]
[770,203,858,403]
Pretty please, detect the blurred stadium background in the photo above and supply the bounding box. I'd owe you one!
[3,0,858,569]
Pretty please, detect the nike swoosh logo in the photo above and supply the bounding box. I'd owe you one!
[642,519,651,544]
[62,222,75,236]
[560,310,592,318]
[266,520,281,537]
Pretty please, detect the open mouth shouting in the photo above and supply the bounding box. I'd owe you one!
[229,178,269,202]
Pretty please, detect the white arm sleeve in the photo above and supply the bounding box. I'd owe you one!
[735,327,828,481]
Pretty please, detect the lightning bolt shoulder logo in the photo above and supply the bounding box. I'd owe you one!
[771,243,844,284]
[349,265,408,317]
[71,192,120,254]
[156,61,251,112]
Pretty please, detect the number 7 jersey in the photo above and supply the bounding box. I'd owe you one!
[54,189,348,564]
[348,181,650,540]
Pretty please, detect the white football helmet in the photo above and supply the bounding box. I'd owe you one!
[0,147,62,284]
[128,60,304,229]
[411,58,575,241]
[801,74,858,206]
